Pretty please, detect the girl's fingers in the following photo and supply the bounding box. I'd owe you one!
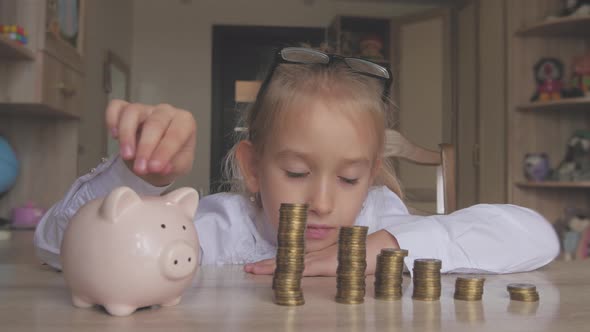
[117,103,152,160]
[148,110,196,173]
[105,99,129,138]
[134,105,177,173]
[244,259,276,275]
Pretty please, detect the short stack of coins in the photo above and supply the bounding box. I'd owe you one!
[335,226,369,304]
[374,248,408,300]
[454,277,485,301]
[412,258,442,301]
[507,283,539,302]
[272,203,308,306]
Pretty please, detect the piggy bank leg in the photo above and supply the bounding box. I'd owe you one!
[72,295,93,308]
[104,304,137,317]
[161,296,182,307]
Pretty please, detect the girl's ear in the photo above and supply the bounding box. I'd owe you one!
[370,157,382,184]
[236,140,260,194]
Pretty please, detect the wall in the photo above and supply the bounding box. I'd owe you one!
[131,0,432,193]
[477,0,506,203]
[454,0,508,207]
[78,0,134,174]
[397,15,445,213]
[456,0,478,208]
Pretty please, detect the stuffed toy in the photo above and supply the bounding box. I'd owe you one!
[555,207,590,261]
[523,153,551,181]
[553,130,590,181]
[559,0,590,17]
[531,58,564,102]
[359,34,385,61]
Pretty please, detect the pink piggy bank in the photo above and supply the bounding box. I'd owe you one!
[60,186,200,316]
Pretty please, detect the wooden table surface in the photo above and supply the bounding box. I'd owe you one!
[1,230,589,332]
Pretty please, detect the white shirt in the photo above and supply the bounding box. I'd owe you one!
[34,155,560,274]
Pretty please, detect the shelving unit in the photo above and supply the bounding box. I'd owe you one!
[516,15,590,37]
[516,181,590,189]
[517,98,590,112]
[507,0,590,222]
[0,34,34,60]
[0,0,85,218]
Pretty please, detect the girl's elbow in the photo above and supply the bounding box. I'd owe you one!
[526,209,561,266]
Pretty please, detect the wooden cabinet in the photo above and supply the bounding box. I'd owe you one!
[0,0,84,217]
[507,0,590,222]
[40,52,82,118]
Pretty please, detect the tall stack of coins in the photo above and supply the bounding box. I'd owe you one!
[412,258,442,301]
[374,248,408,300]
[335,226,369,304]
[507,283,539,302]
[273,203,308,306]
[454,277,485,301]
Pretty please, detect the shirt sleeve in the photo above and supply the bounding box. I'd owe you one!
[376,203,560,274]
[193,193,274,265]
[33,155,171,270]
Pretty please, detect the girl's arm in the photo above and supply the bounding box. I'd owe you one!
[33,155,170,270]
[376,204,560,274]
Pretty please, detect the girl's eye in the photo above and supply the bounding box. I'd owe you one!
[286,171,309,178]
[340,177,359,185]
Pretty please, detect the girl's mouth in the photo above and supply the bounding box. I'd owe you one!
[305,224,334,240]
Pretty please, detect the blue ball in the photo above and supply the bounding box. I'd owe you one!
[0,137,19,194]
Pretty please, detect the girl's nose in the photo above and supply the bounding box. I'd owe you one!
[309,180,334,217]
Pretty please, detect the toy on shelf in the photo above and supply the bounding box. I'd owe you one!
[531,58,564,102]
[61,186,200,316]
[555,207,590,261]
[571,53,590,97]
[0,136,19,195]
[0,24,28,45]
[359,33,385,62]
[552,130,590,181]
[560,0,590,17]
[523,153,551,181]
[11,202,45,229]
[547,0,590,19]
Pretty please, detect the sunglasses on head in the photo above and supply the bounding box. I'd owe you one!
[248,47,393,140]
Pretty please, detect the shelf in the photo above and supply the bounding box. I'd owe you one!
[0,103,80,119]
[516,15,590,37]
[517,97,590,112]
[0,34,35,60]
[516,181,590,189]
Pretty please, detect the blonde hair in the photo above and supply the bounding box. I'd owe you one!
[222,60,403,198]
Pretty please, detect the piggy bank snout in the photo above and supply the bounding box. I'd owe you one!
[160,241,198,280]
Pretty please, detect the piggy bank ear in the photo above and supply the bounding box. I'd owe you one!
[163,187,199,219]
[100,186,142,223]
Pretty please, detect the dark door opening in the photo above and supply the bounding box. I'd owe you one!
[210,25,325,193]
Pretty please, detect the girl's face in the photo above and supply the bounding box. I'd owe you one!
[255,99,380,253]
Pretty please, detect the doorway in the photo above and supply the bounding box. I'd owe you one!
[210,25,325,193]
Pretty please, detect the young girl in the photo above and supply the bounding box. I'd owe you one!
[34,47,559,276]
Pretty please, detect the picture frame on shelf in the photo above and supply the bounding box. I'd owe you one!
[46,0,85,55]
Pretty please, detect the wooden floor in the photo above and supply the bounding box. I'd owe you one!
[1,230,589,331]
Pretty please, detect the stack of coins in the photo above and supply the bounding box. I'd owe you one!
[374,248,408,300]
[507,283,539,302]
[273,203,308,306]
[412,258,442,301]
[335,226,369,304]
[454,277,485,301]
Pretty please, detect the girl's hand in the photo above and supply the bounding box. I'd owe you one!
[244,244,339,276]
[243,231,400,276]
[105,99,197,186]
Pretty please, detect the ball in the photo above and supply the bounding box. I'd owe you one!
[0,137,19,194]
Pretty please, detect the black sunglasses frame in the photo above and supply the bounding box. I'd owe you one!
[248,47,393,140]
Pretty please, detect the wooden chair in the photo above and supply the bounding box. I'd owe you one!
[384,129,456,215]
